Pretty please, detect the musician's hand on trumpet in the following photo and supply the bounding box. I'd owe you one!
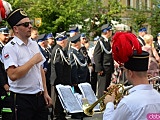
[103,92,115,105]
[83,84,125,116]
[103,84,116,104]
[103,84,124,105]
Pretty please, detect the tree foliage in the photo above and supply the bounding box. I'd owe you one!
[126,0,160,37]
[126,3,149,34]
[4,0,124,38]
[127,8,149,33]
[148,0,160,37]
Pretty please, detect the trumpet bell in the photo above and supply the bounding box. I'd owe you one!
[82,98,94,116]
[83,84,126,116]
[83,106,94,116]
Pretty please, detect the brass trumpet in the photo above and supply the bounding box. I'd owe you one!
[84,84,125,116]
[148,74,160,91]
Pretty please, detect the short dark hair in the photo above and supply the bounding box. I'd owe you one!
[31,27,38,32]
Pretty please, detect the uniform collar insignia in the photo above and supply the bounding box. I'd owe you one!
[11,41,15,45]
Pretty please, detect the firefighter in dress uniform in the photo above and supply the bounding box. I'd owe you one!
[93,24,114,98]
[47,33,55,51]
[79,33,92,84]
[137,27,147,47]
[37,34,51,96]
[50,31,71,120]
[0,26,11,120]
[68,33,89,119]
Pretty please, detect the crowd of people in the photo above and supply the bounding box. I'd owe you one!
[0,8,160,120]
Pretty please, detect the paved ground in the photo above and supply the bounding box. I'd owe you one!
[50,111,103,120]
[65,112,103,120]
[0,111,103,120]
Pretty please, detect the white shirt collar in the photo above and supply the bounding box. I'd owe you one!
[48,45,51,48]
[13,36,32,46]
[129,84,153,94]
[71,46,79,51]
[101,35,108,42]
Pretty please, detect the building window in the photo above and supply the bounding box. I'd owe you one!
[145,0,150,10]
[136,0,140,9]
[145,0,148,9]
[127,0,131,7]
[126,0,133,9]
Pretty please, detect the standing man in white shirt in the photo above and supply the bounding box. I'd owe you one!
[103,32,160,120]
[2,8,52,120]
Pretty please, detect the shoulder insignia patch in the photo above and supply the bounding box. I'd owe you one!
[11,41,15,45]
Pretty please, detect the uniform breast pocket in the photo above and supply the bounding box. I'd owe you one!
[18,52,31,66]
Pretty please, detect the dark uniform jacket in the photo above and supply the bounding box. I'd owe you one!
[38,45,52,95]
[138,36,145,47]
[45,48,52,80]
[93,37,114,73]
[46,45,55,80]
[154,41,160,56]
[0,42,8,95]
[50,44,71,86]
[80,46,91,65]
[68,47,89,85]
[38,45,50,71]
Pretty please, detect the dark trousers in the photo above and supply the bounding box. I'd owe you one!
[54,89,66,119]
[0,88,4,114]
[90,64,97,94]
[0,93,13,120]
[0,88,9,115]
[10,92,48,120]
[96,69,112,98]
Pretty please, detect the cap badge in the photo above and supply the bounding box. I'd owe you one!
[20,9,27,16]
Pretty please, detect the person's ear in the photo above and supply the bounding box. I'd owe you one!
[13,26,18,33]
[128,70,133,78]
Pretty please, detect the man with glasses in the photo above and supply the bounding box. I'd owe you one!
[2,8,52,120]
[93,24,114,99]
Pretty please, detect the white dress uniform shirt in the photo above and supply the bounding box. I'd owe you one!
[103,84,160,120]
[2,36,46,94]
[88,46,95,64]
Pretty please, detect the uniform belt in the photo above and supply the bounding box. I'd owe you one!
[10,91,44,97]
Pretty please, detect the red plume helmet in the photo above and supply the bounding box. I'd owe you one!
[0,0,12,22]
[112,32,142,64]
